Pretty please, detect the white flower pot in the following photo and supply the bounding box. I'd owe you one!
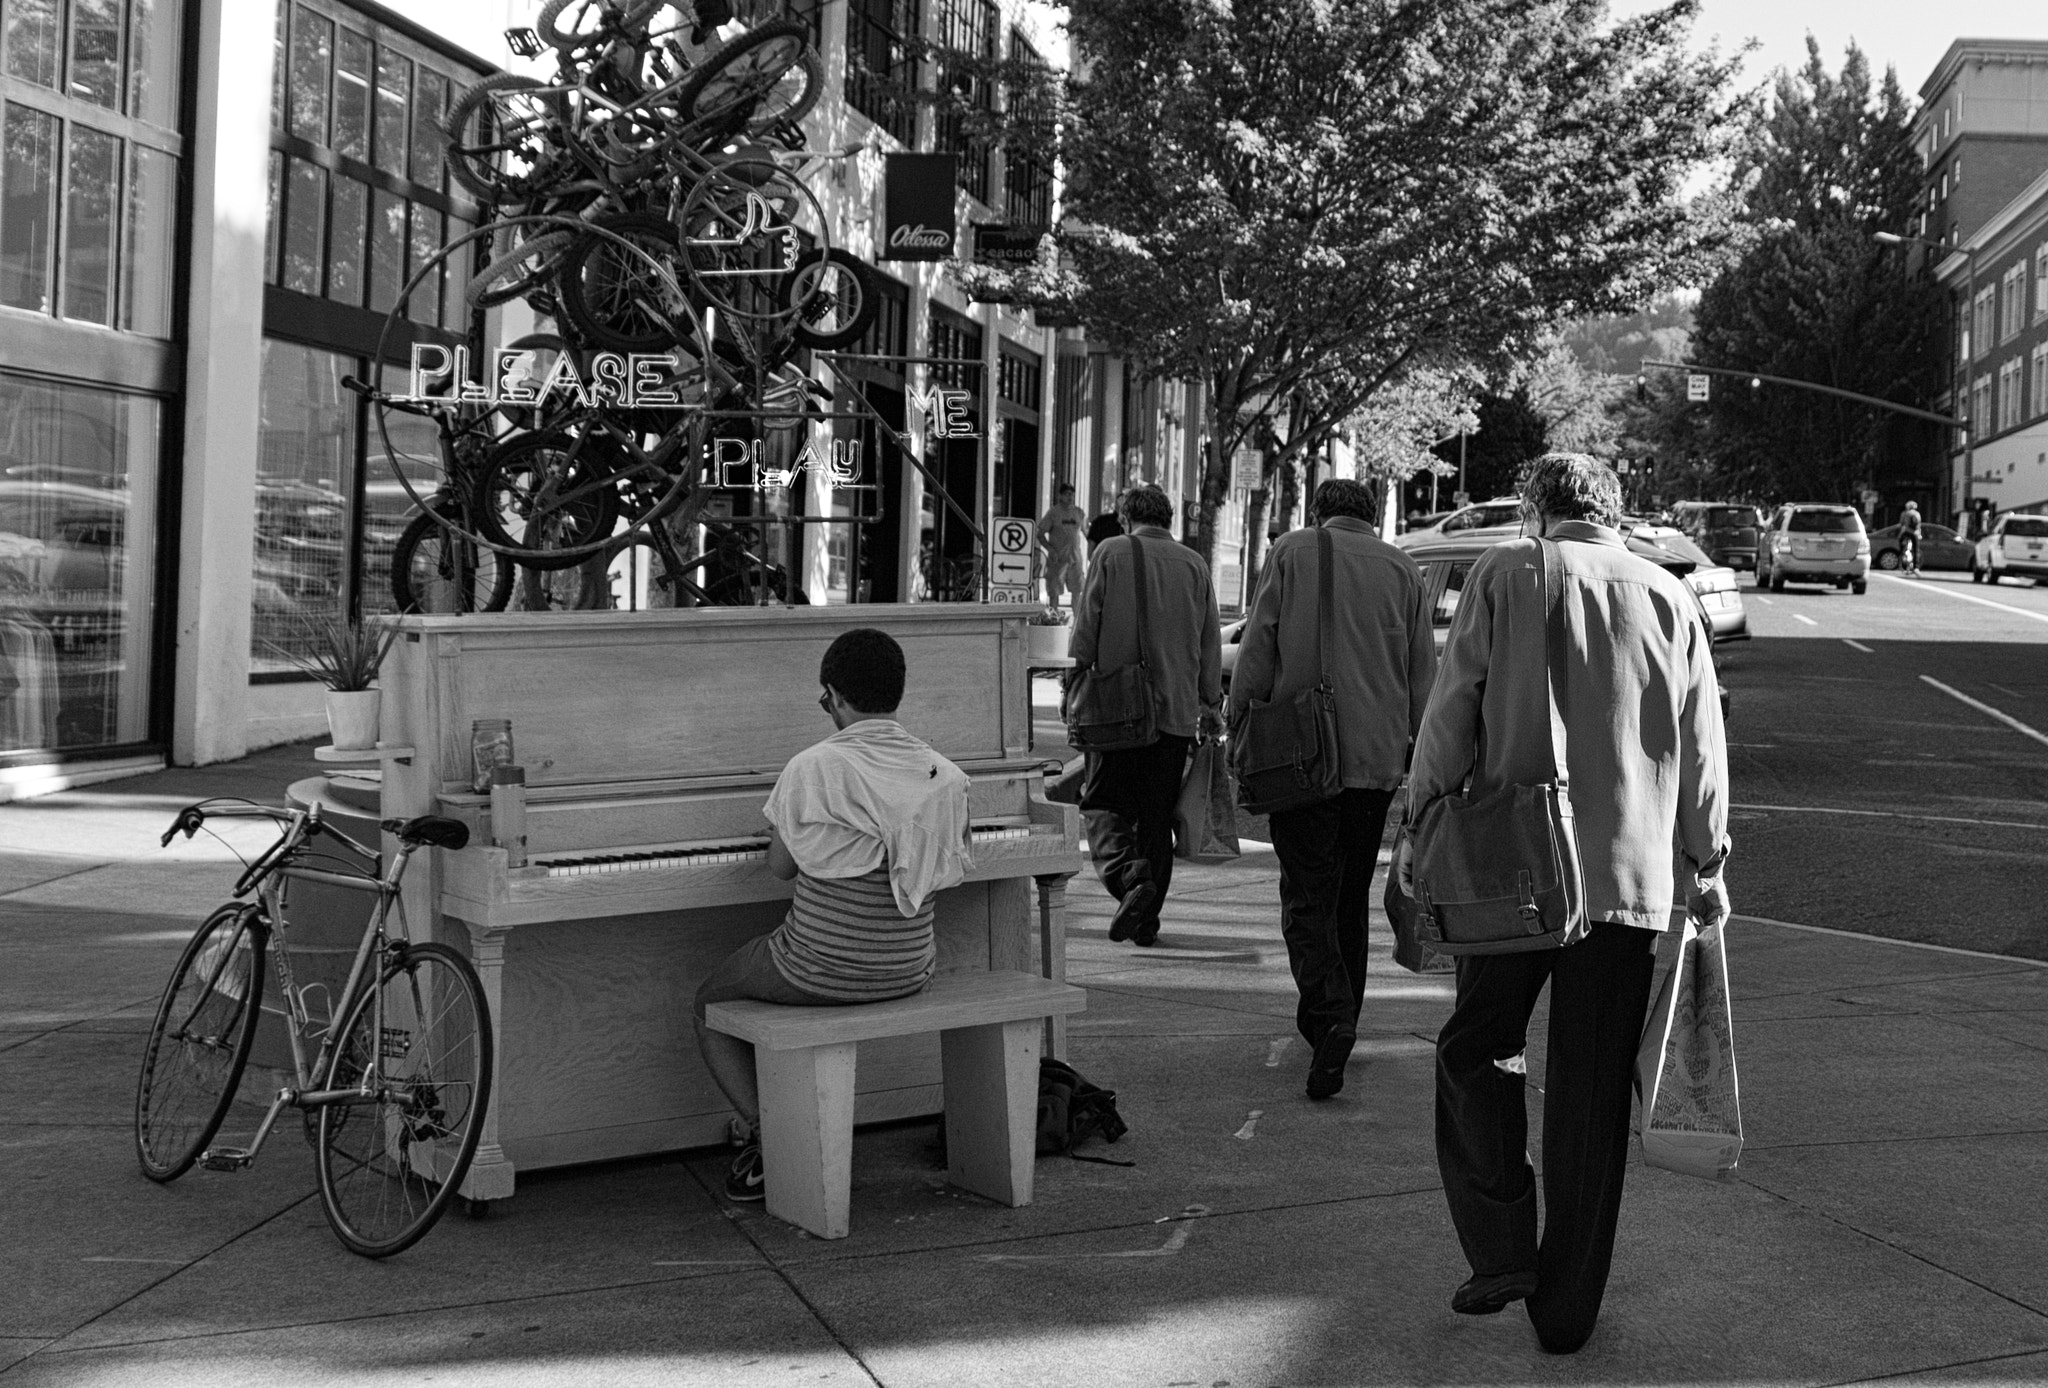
[1026,624,1071,662]
[325,689,381,751]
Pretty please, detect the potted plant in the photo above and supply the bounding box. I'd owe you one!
[278,615,399,751]
[1026,604,1072,662]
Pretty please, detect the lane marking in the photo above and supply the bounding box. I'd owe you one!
[1870,573,2048,626]
[1919,677,2048,751]
[1842,639,1873,653]
[1264,1038,1289,1068]
[1732,801,2048,831]
[1792,613,1818,626]
[1734,915,2048,969]
[1233,1110,1264,1140]
[1753,595,1776,606]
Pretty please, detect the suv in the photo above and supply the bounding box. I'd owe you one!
[1757,504,1869,593]
[1972,512,2048,584]
[1675,502,1765,571]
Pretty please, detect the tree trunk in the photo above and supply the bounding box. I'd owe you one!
[1193,378,1227,567]
[1240,486,1270,611]
[1276,457,1302,535]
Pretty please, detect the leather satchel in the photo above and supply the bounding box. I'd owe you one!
[1409,537,1590,955]
[1064,535,1160,753]
[1232,526,1342,816]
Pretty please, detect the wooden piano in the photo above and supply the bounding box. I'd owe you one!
[371,604,1083,1204]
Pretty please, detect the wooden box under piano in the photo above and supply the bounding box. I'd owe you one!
[372,604,1083,1203]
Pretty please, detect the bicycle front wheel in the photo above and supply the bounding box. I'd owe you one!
[391,510,512,613]
[316,942,493,1258]
[135,904,268,1182]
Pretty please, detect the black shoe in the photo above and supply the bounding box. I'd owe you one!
[1108,882,1159,942]
[1132,914,1161,947]
[1451,1270,1539,1315]
[724,1141,764,1202]
[1305,1026,1356,1100]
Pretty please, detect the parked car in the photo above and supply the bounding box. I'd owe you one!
[1673,502,1765,571]
[1393,497,1527,550]
[1971,512,2048,584]
[1405,534,1731,718]
[1756,504,1869,593]
[1620,526,1748,642]
[1221,615,1246,693]
[1870,522,1973,572]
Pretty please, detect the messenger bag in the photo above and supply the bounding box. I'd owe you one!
[1409,536,1590,954]
[1064,535,1161,753]
[1232,526,1343,815]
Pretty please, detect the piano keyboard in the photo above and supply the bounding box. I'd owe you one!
[534,824,1036,878]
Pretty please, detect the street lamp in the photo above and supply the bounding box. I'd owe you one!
[1876,229,1978,531]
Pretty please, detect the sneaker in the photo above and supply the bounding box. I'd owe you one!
[724,1141,764,1202]
[1108,882,1159,942]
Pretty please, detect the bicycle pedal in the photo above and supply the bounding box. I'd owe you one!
[199,1146,253,1172]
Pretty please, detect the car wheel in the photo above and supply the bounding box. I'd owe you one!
[1876,550,1900,570]
[1971,563,1984,584]
[1852,580,1867,595]
[1769,573,1785,593]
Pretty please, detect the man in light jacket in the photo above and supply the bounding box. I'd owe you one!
[1069,483,1223,946]
[1401,453,1730,1351]
[1229,478,1436,1100]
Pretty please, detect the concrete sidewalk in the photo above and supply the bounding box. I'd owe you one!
[5,744,2048,1386]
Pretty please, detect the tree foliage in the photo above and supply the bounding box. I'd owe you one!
[1674,40,1948,502]
[1033,0,1739,563]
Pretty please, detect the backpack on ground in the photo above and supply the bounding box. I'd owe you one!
[1035,1057,1131,1163]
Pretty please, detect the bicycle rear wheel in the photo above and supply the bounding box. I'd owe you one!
[315,942,493,1258]
[135,905,268,1182]
[391,510,513,613]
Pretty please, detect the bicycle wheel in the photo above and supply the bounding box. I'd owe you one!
[779,247,878,350]
[554,212,690,354]
[443,73,569,202]
[135,905,268,1183]
[466,229,578,312]
[469,432,623,570]
[391,510,512,613]
[672,20,821,137]
[315,942,493,1259]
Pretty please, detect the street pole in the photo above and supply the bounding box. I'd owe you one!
[1457,429,1466,503]
[1962,246,1977,535]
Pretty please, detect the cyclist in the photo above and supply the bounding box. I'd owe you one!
[1899,500,1923,577]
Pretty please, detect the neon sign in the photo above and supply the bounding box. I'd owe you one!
[908,385,977,438]
[403,344,698,408]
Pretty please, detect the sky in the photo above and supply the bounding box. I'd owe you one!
[1610,0,2047,95]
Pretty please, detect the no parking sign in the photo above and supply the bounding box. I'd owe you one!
[990,517,1034,603]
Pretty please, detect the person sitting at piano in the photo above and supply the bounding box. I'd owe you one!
[692,627,973,1203]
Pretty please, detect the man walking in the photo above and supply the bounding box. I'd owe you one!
[1402,453,1730,1352]
[1036,482,1089,608]
[1899,499,1923,576]
[1069,482,1223,946]
[1228,478,1435,1100]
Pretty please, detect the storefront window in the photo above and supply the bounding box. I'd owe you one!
[367,188,405,312]
[3,0,60,88]
[120,144,174,335]
[333,28,372,161]
[127,0,179,129]
[1,102,58,313]
[66,0,122,107]
[373,49,409,178]
[327,174,367,306]
[282,157,327,295]
[253,341,357,673]
[0,373,158,751]
[288,5,333,144]
[62,125,119,325]
[358,409,438,621]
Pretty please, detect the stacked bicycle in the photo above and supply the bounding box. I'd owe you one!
[372,0,878,612]
[133,801,492,1257]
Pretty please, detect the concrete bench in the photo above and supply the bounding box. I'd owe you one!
[703,970,1089,1239]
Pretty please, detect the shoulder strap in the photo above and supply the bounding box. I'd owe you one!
[1314,526,1333,691]
[1537,537,1569,788]
[1128,534,1150,669]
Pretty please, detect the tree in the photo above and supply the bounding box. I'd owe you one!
[1676,40,1947,502]
[1036,0,1738,567]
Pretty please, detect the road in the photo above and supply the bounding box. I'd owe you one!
[1725,569,2048,960]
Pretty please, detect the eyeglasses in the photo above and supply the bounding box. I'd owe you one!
[818,689,834,716]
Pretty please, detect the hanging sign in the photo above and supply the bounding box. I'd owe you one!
[882,153,958,261]
[908,384,978,438]
[1686,374,1711,402]
[972,225,1046,266]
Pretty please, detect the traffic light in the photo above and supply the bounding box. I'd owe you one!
[1749,376,1761,393]
[1636,373,1647,402]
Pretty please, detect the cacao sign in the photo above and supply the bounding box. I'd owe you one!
[882,153,957,261]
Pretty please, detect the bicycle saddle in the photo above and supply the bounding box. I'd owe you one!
[380,816,471,851]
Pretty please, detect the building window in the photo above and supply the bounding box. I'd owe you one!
[2001,264,2025,343]
[2036,243,2048,320]
[1971,374,1991,438]
[2032,345,2048,420]
[1996,359,2021,433]
[845,0,920,145]
[1003,30,1053,229]
[0,372,160,751]
[934,0,995,204]
[1972,288,1994,362]
[252,340,358,673]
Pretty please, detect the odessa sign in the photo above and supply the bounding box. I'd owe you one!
[882,153,957,261]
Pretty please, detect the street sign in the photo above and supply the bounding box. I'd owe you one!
[1233,449,1262,491]
[1687,374,1710,402]
[990,516,1035,603]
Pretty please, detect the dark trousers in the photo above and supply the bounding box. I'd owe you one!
[1435,921,1658,1349]
[1268,787,1395,1046]
[1080,735,1193,912]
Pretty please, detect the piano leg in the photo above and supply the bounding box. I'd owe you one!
[456,918,519,1204]
[1034,872,1074,1060]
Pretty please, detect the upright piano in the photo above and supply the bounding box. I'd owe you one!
[371,604,1082,1203]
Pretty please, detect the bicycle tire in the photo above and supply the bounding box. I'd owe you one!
[555,212,691,354]
[673,157,828,322]
[469,431,624,570]
[672,20,821,137]
[442,73,569,202]
[135,905,268,1183]
[391,510,513,613]
[536,0,677,52]
[315,942,493,1259]
[466,230,578,312]
[780,247,879,350]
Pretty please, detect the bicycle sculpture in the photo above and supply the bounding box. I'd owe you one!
[366,0,902,613]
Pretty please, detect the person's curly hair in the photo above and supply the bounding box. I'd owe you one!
[820,628,905,713]
[1520,453,1623,526]
[1310,478,1375,525]
[1118,483,1174,529]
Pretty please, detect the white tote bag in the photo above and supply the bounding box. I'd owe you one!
[1635,918,1744,1179]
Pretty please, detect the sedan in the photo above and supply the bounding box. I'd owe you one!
[1393,498,1528,550]
[1621,526,1748,642]
[1870,522,1973,572]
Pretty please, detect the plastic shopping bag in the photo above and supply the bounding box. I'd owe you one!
[1636,918,1743,1179]
[1172,741,1241,863]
